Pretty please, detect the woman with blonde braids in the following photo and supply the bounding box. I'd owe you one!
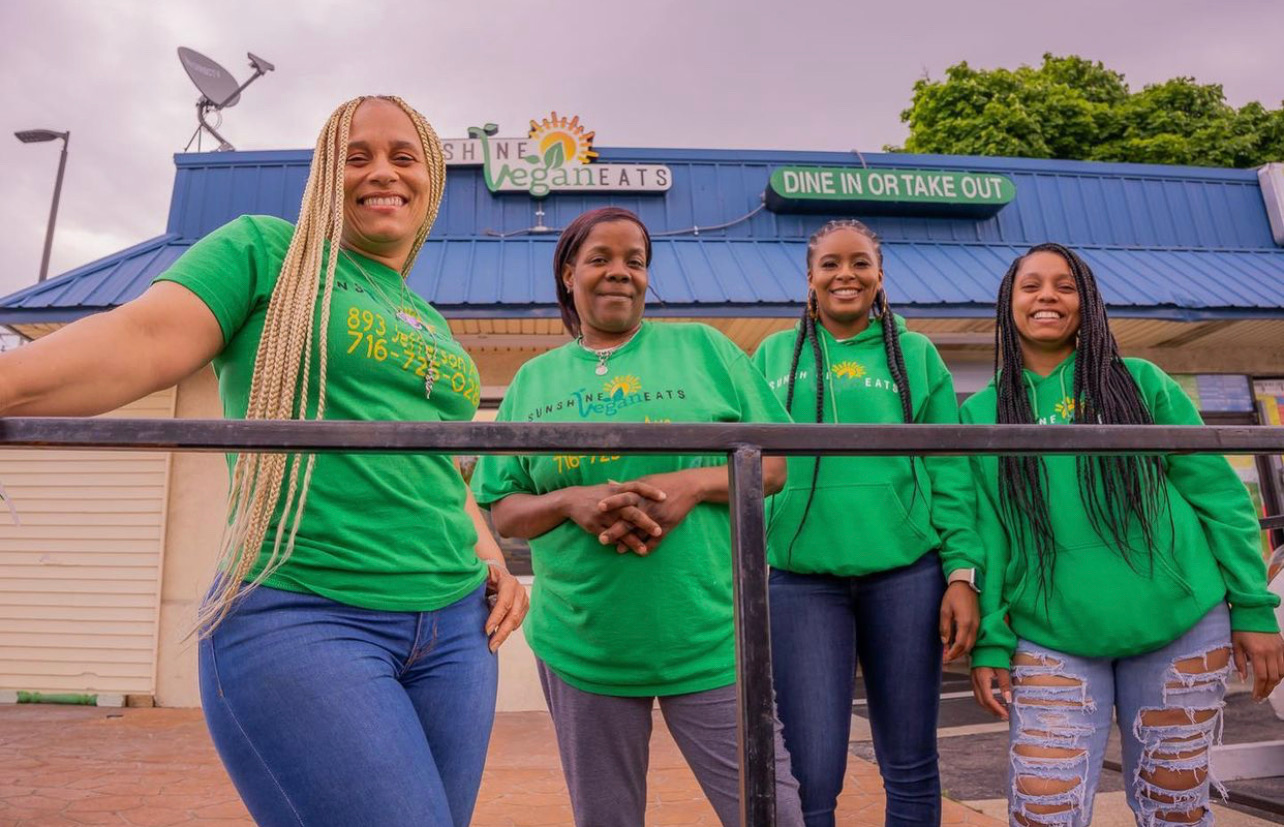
[0,96,527,826]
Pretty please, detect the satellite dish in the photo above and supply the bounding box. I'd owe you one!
[177,47,275,152]
[178,47,242,108]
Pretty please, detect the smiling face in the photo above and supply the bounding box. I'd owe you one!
[1011,249,1082,358]
[561,220,649,347]
[807,227,884,338]
[341,99,432,271]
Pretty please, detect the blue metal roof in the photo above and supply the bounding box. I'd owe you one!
[4,146,1284,324]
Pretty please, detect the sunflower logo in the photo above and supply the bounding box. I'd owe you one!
[1055,396,1076,420]
[527,112,598,169]
[603,375,642,397]
[831,361,867,379]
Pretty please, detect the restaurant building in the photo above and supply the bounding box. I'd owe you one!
[2,113,1283,708]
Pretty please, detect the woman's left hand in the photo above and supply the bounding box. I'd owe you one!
[940,582,979,663]
[483,560,529,653]
[1232,630,1284,701]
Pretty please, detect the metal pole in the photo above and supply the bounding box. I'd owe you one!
[728,445,775,826]
[37,133,69,283]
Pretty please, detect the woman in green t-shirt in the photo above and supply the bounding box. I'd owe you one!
[0,96,527,827]
[753,218,984,827]
[966,242,1283,826]
[470,206,804,827]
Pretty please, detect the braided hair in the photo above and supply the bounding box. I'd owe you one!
[198,96,447,634]
[782,219,915,564]
[994,243,1168,604]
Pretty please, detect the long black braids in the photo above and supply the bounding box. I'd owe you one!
[781,290,825,565]
[994,242,1169,605]
[878,287,914,426]
[782,219,917,566]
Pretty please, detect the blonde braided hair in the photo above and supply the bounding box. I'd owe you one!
[197,95,447,634]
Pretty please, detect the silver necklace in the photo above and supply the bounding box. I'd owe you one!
[343,250,442,399]
[578,326,641,376]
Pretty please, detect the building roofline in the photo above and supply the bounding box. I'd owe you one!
[173,147,1265,182]
[1,233,184,306]
[6,303,1284,327]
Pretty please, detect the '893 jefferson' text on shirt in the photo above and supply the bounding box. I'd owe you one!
[155,215,486,611]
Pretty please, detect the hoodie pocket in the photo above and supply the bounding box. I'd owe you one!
[770,481,931,572]
[1010,540,1201,658]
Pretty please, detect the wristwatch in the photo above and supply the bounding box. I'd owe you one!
[948,567,982,593]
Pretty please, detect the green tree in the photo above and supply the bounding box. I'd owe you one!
[895,54,1284,168]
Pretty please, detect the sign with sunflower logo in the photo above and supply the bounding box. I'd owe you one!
[440,112,672,196]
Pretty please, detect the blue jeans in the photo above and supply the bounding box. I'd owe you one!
[1009,604,1231,827]
[199,583,498,827]
[770,552,946,827]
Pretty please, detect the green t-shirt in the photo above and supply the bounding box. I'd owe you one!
[963,353,1280,667]
[155,215,486,611]
[753,315,983,578]
[470,322,790,697]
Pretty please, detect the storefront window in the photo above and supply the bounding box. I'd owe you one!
[1173,374,1283,559]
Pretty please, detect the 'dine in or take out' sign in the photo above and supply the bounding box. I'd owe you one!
[765,166,1016,218]
[440,112,672,197]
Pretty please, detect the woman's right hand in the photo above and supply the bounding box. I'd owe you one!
[972,666,1012,720]
[561,481,667,554]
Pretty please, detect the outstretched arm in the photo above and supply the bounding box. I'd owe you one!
[0,282,224,416]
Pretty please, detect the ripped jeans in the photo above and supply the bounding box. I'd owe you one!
[1009,603,1231,827]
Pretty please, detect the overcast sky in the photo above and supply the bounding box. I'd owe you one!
[2,0,1282,298]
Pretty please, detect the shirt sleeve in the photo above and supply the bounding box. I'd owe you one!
[713,330,791,425]
[970,463,1018,669]
[750,337,770,375]
[469,375,537,508]
[1146,364,1280,632]
[916,345,985,576]
[151,215,285,344]
[960,401,1018,670]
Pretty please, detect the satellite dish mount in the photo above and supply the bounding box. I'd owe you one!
[178,47,275,152]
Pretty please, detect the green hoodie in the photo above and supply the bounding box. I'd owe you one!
[962,353,1280,669]
[753,315,983,578]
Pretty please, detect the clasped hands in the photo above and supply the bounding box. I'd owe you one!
[564,475,700,556]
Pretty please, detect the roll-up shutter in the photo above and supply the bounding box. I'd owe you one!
[0,389,176,696]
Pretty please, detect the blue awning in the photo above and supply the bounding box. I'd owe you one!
[6,146,1284,327]
[5,235,1283,325]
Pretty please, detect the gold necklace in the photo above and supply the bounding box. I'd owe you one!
[342,250,442,399]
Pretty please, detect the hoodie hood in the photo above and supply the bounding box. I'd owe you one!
[976,351,1079,426]
[804,313,908,350]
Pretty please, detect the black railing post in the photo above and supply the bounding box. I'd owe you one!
[728,444,776,827]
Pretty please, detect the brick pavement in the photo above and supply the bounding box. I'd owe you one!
[0,705,1002,826]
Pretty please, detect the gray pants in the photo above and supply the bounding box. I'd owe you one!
[538,659,805,827]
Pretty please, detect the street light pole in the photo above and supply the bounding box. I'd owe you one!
[15,129,71,283]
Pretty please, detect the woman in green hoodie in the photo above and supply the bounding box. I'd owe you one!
[753,219,985,827]
[965,242,1284,827]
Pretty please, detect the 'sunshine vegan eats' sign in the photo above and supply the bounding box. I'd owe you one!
[440,112,671,197]
[765,166,1016,218]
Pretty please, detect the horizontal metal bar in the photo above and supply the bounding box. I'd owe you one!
[1261,515,1284,531]
[2,419,1284,457]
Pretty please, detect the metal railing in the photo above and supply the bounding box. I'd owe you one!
[4,417,1284,827]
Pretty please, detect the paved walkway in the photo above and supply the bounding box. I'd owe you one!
[0,705,1001,826]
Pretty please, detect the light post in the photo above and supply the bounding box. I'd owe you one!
[15,129,70,283]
